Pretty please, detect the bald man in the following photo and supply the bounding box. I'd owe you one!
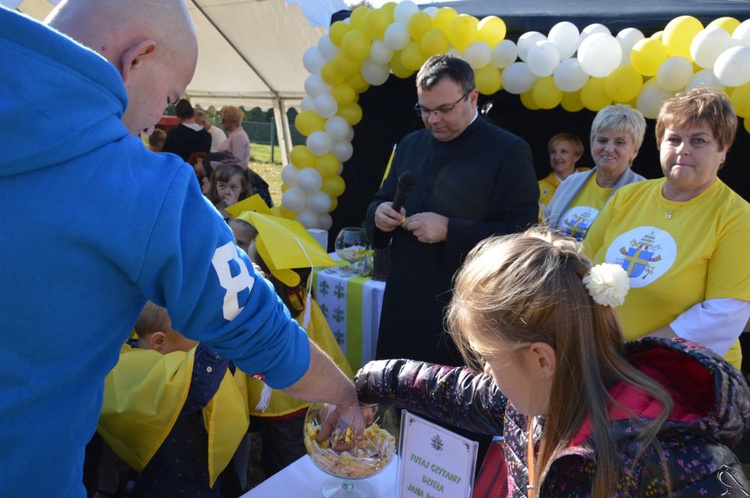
[0,3,357,496]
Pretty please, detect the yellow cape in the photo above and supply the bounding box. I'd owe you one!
[97,344,249,487]
[246,297,352,417]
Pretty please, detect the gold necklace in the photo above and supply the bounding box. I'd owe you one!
[527,417,536,498]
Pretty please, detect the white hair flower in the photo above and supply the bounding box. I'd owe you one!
[582,263,629,308]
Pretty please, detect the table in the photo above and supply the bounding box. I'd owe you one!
[242,454,399,497]
[313,263,385,371]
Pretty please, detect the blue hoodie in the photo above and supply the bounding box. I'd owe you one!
[0,8,309,497]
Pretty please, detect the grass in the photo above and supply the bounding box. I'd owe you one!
[249,143,284,206]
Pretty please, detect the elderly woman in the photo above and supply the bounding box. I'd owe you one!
[545,105,646,240]
[538,132,588,212]
[218,105,251,167]
[584,88,750,369]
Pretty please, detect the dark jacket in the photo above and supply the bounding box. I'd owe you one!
[364,116,538,366]
[355,338,750,496]
[162,123,212,162]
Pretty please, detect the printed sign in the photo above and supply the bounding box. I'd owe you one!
[397,410,478,498]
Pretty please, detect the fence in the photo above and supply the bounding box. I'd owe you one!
[241,121,305,163]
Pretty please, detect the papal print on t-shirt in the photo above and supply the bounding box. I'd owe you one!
[561,206,599,241]
[604,226,677,288]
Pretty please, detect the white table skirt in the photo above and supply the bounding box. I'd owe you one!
[241,454,399,497]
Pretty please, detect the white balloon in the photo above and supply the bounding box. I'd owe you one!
[393,1,419,23]
[300,95,315,111]
[714,46,750,87]
[731,19,750,47]
[527,41,561,77]
[517,31,546,62]
[304,74,332,98]
[281,164,299,187]
[656,56,693,91]
[370,40,394,65]
[548,21,580,59]
[553,58,589,92]
[502,62,537,94]
[332,140,354,162]
[319,214,333,230]
[447,46,464,58]
[361,59,390,86]
[463,41,492,69]
[346,126,355,141]
[306,131,333,155]
[579,23,611,46]
[318,34,338,60]
[296,209,321,229]
[490,40,518,68]
[577,33,622,77]
[313,94,338,119]
[296,167,324,193]
[422,6,439,18]
[616,28,645,66]
[302,46,327,74]
[306,191,333,214]
[636,79,674,119]
[281,187,306,212]
[686,68,725,92]
[384,22,410,51]
[324,116,351,142]
[691,27,731,69]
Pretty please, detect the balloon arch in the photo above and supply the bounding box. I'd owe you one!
[279,0,750,229]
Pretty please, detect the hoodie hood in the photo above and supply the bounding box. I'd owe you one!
[0,7,129,177]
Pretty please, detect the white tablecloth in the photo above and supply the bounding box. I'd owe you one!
[241,454,399,497]
[313,264,385,370]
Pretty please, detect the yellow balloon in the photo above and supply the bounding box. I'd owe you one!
[294,111,325,137]
[390,51,415,79]
[337,103,363,126]
[332,51,360,77]
[380,2,397,20]
[400,40,427,71]
[321,61,345,86]
[433,7,458,34]
[332,83,358,106]
[365,8,391,39]
[662,15,703,59]
[532,76,563,109]
[281,183,289,193]
[341,29,371,62]
[329,21,352,47]
[448,14,479,50]
[407,12,433,42]
[349,6,372,32]
[561,91,584,112]
[520,90,540,110]
[477,16,506,47]
[580,77,612,111]
[707,17,740,35]
[279,206,296,219]
[421,29,450,56]
[346,71,370,93]
[328,196,339,213]
[322,176,346,198]
[631,38,668,77]
[289,145,316,169]
[651,30,664,41]
[605,66,644,103]
[730,82,750,118]
[315,153,341,178]
[475,66,502,95]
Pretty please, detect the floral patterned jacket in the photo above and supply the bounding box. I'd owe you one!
[355,338,750,497]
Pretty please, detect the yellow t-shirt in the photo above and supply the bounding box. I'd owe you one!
[584,178,750,368]
[538,168,591,211]
[559,175,611,241]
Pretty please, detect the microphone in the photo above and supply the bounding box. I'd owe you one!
[391,171,416,214]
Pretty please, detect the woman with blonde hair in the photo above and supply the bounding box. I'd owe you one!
[219,105,250,167]
[355,227,750,496]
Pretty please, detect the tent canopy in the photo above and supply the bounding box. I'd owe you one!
[15,0,348,164]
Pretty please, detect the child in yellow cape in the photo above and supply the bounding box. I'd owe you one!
[96,302,250,497]
[228,203,353,478]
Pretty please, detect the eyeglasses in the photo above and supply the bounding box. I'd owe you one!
[414,89,473,117]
